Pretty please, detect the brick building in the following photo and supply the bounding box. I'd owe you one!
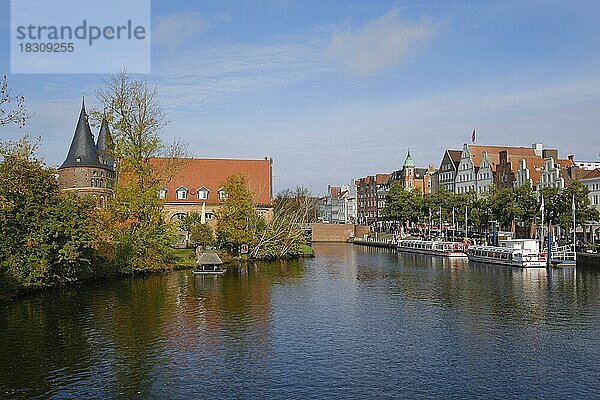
[385,151,436,194]
[57,99,116,208]
[454,143,543,195]
[150,157,273,224]
[356,173,389,225]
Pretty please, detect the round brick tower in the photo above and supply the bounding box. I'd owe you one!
[57,98,116,208]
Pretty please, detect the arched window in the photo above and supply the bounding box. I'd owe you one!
[198,186,209,200]
[170,212,187,221]
[176,187,188,200]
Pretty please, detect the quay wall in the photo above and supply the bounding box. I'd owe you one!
[577,253,600,269]
[311,223,370,242]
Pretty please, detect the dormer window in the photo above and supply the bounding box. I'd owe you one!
[176,187,188,200]
[198,187,209,200]
[158,188,167,199]
[218,188,228,201]
[76,157,81,163]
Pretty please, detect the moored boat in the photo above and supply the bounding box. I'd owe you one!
[397,239,468,258]
[549,244,576,267]
[466,239,547,268]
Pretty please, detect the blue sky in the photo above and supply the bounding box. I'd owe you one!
[1,0,600,193]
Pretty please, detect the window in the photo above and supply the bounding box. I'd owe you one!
[218,188,228,201]
[176,187,188,200]
[158,188,167,199]
[198,187,209,200]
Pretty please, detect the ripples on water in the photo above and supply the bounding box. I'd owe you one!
[1,243,599,399]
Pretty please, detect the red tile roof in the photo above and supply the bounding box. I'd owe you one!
[150,157,272,206]
[582,168,600,179]
[376,173,390,184]
[469,145,537,168]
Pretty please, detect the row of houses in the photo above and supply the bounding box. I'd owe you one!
[320,142,600,226]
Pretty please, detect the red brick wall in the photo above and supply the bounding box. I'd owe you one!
[311,223,371,242]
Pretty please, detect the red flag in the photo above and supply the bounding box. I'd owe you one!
[471,129,476,143]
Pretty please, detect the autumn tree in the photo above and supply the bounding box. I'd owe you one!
[95,70,186,273]
[215,175,259,254]
[251,187,314,259]
[0,136,97,295]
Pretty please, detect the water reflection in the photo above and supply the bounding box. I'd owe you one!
[1,244,599,399]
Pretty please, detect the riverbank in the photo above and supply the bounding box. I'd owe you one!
[1,245,315,302]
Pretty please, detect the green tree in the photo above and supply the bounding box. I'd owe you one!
[558,181,600,228]
[180,213,214,247]
[0,136,97,294]
[539,186,562,224]
[190,223,215,248]
[96,70,186,273]
[513,184,538,228]
[383,182,423,225]
[215,175,259,254]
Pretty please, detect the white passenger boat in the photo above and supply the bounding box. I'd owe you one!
[397,240,468,258]
[466,239,547,268]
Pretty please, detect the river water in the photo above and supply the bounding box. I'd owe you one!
[1,243,599,399]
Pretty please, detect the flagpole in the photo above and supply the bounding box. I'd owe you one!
[439,207,442,239]
[465,206,468,239]
[452,207,455,241]
[540,195,544,244]
[428,208,432,239]
[572,194,576,249]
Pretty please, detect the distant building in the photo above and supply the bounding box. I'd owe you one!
[356,173,389,225]
[454,143,542,195]
[514,158,545,189]
[385,151,436,194]
[495,149,549,189]
[575,160,600,170]
[57,99,116,208]
[431,149,461,193]
[535,156,579,191]
[346,180,358,224]
[580,169,600,212]
[150,157,273,223]
[318,185,354,224]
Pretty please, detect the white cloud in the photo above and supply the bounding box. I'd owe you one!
[152,41,331,111]
[153,12,210,48]
[326,8,442,76]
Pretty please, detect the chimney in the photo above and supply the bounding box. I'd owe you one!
[532,143,543,157]
[542,149,558,159]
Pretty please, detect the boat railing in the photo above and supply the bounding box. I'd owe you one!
[550,244,576,261]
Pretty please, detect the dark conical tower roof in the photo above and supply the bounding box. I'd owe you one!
[60,98,104,169]
[96,117,115,170]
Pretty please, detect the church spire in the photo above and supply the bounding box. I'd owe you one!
[96,117,115,170]
[59,98,103,169]
[403,150,415,168]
